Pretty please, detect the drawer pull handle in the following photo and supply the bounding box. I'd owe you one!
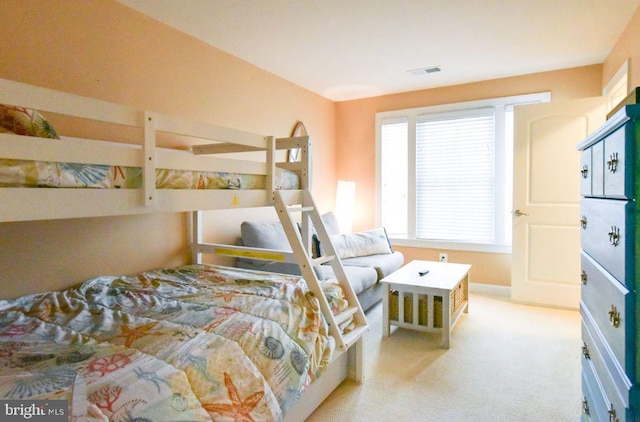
[581,165,589,179]
[581,342,590,359]
[608,403,618,422]
[609,305,620,328]
[607,152,619,173]
[581,271,587,285]
[608,226,620,246]
[580,216,587,229]
[582,398,590,416]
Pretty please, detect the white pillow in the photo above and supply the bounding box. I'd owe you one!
[325,227,392,259]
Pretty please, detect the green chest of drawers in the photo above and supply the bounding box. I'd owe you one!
[578,104,640,421]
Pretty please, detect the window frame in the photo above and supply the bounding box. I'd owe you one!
[603,59,629,113]
[375,92,551,254]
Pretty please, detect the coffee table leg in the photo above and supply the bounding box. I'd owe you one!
[382,283,390,337]
[464,275,469,314]
[441,293,451,349]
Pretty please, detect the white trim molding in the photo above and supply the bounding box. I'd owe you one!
[469,282,511,297]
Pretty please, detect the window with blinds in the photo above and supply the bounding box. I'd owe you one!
[380,119,408,237]
[416,109,495,242]
[376,92,550,252]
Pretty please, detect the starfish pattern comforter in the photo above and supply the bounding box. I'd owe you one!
[0,264,347,421]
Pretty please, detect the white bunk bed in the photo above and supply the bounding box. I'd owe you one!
[0,78,366,421]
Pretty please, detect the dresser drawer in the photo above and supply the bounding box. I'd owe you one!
[581,305,631,421]
[580,141,604,197]
[591,141,604,197]
[603,127,630,199]
[580,198,631,285]
[580,148,592,197]
[581,364,609,422]
[581,252,633,372]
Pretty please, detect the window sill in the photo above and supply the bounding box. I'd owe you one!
[389,238,511,254]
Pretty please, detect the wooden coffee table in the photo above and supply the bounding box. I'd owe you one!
[381,260,470,348]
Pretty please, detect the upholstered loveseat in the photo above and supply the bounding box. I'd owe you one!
[236,212,404,312]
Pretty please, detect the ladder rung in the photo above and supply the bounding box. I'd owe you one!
[274,189,369,355]
[287,205,315,213]
[312,255,335,266]
[340,324,369,350]
[334,306,358,326]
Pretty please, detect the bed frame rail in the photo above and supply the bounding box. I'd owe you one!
[0,78,310,222]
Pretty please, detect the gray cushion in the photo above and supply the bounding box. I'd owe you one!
[321,212,341,235]
[236,258,328,281]
[341,251,404,279]
[237,259,299,275]
[240,221,291,266]
[326,227,392,258]
[311,212,341,258]
[319,265,378,295]
[239,256,377,297]
[357,282,384,311]
[238,218,403,312]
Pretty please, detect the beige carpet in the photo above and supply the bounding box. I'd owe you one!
[307,293,582,422]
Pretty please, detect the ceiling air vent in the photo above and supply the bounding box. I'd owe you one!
[408,66,441,76]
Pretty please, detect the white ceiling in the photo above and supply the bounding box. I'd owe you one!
[117,0,639,102]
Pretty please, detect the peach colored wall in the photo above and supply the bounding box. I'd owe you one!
[335,65,603,286]
[603,5,640,90]
[0,0,337,298]
[398,247,512,289]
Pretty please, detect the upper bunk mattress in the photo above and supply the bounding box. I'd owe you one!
[0,104,299,190]
[0,159,299,189]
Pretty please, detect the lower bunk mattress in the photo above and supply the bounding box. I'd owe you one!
[0,264,350,421]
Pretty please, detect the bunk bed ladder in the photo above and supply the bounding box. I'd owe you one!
[273,189,369,352]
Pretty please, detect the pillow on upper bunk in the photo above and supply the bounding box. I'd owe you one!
[0,104,59,139]
[322,227,393,259]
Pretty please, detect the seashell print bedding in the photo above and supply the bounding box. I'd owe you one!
[0,104,300,190]
[0,264,345,421]
[0,160,299,190]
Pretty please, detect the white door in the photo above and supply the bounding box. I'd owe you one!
[511,98,607,309]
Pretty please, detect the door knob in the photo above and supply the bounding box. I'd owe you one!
[514,209,529,217]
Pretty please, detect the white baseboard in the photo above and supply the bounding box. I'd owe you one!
[469,282,511,297]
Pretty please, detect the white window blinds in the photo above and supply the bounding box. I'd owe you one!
[416,108,495,242]
[380,119,408,236]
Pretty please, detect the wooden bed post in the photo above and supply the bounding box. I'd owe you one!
[302,136,311,191]
[190,210,202,264]
[348,336,365,382]
[266,135,275,202]
[143,111,157,207]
